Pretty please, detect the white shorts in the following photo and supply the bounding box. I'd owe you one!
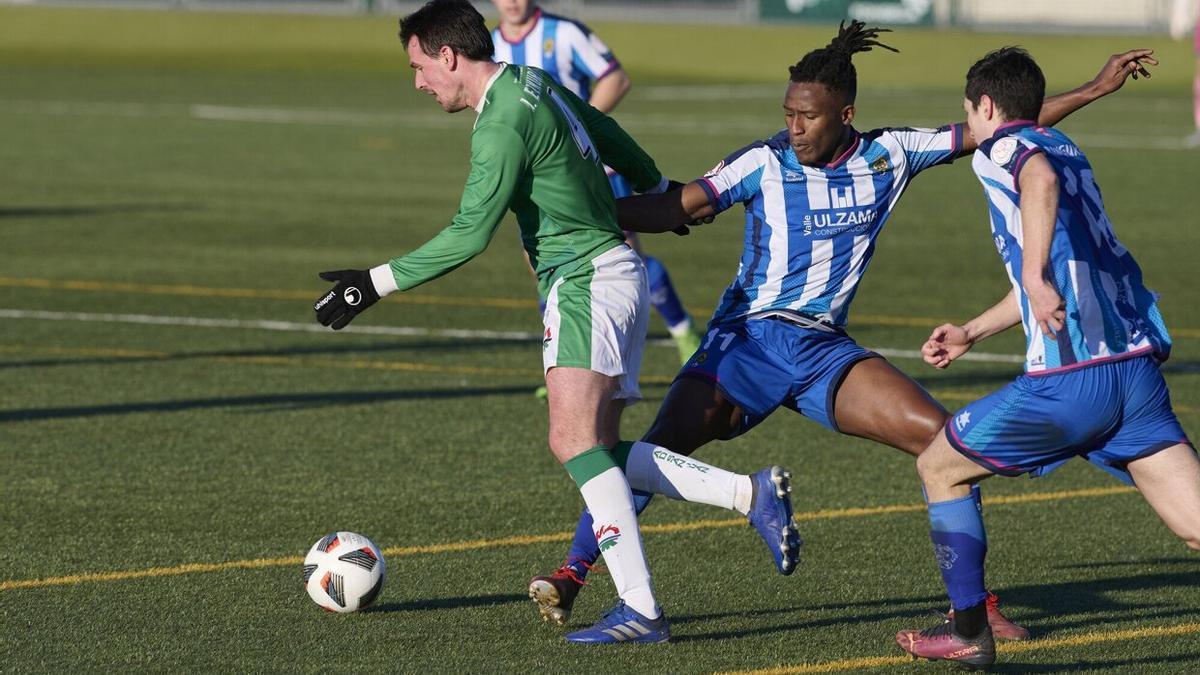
[542,244,649,402]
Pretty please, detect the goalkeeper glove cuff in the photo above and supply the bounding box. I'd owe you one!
[369,263,399,296]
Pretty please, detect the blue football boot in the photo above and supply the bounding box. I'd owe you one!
[564,601,670,644]
[748,465,802,575]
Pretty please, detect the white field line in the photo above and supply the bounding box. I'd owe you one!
[0,308,1028,364]
[2,99,1194,148]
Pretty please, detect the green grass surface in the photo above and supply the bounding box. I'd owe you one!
[2,6,1199,672]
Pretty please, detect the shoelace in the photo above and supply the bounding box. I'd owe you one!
[918,617,955,639]
[557,559,595,587]
[597,600,629,625]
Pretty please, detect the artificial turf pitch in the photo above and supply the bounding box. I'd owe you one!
[2,6,1199,672]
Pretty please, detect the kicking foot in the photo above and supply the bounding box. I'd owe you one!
[747,465,802,575]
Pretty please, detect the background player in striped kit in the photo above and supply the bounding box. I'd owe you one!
[895,46,1197,669]
[526,21,1155,636]
[490,0,703,368]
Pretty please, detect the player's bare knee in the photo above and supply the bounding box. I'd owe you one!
[915,444,954,486]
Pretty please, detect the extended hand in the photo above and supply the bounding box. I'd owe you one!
[1027,278,1066,338]
[1089,49,1157,96]
[314,269,380,330]
[922,323,973,369]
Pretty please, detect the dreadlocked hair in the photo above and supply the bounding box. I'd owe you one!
[788,20,898,102]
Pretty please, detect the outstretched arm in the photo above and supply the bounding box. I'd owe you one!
[959,49,1157,154]
[922,291,1022,369]
[618,182,715,234]
[1038,49,1155,126]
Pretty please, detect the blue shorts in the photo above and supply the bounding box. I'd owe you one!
[676,318,877,438]
[946,354,1191,485]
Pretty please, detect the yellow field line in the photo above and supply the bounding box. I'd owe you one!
[5,276,1198,336]
[721,622,1200,674]
[0,486,1135,592]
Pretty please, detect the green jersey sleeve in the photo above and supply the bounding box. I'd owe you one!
[385,122,528,291]
[565,94,663,193]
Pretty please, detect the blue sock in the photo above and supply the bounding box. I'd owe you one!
[643,255,689,331]
[565,490,654,580]
[927,492,989,611]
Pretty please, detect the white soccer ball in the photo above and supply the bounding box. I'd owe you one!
[302,531,386,613]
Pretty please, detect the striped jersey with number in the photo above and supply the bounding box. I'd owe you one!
[698,125,964,328]
[972,121,1171,374]
[491,9,619,101]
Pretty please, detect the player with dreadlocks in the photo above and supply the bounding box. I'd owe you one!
[526,21,1155,641]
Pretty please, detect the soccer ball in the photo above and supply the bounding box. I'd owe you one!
[302,531,386,613]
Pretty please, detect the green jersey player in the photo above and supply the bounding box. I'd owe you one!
[311,0,798,644]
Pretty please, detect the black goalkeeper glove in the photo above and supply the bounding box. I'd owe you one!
[314,269,380,330]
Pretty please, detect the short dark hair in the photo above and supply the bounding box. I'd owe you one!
[788,20,898,104]
[399,0,494,61]
[965,47,1045,121]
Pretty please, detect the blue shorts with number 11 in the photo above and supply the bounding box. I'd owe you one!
[676,318,877,438]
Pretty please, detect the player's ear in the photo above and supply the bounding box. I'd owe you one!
[441,45,457,69]
[841,104,855,125]
[979,94,995,121]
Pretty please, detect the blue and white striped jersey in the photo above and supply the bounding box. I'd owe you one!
[698,125,964,328]
[491,10,619,101]
[972,121,1171,375]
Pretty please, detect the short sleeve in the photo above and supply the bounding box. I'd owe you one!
[695,143,771,214]
[562,21,619,81]
[884,124,966,175]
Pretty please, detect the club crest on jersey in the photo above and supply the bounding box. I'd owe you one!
[595,524,621,551]
[870,156,890,174]
[703,160,725,178]
[543,38,554,55]
[990,137,1018,166]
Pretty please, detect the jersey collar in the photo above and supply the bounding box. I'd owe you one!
[977,119,1036,155]
[824,128,861,170]
[474,63,508,115]
[991,119,1037,140]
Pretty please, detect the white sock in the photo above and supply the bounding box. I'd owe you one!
[577,466,661,619]
[624,441,755,515]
